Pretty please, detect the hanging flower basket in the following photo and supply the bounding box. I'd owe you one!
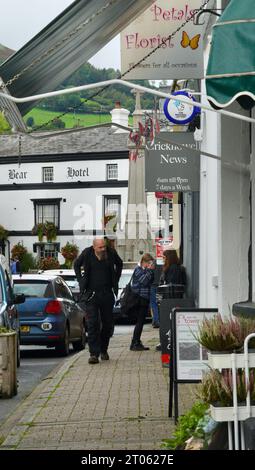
[39,257,60,270]
[0,225,8,241]
[44,222,57,242]
[11,243,27,261]
[61,242,79,268]
[32,223,45,242]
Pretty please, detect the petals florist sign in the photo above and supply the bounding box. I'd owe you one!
[145,132,200,192]
[121,0,207,80]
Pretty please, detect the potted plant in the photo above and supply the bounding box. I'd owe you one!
[11,243,27,262]
[61,242,79,268]
[195,315,255,436]
[0,225,8,241]
[161,401,214,450]
[44,222,57,242]
[39,257,60,270]
[103,214,117,234]
[32,223,45,242]
[199,367,255,422]
[196,313,255,353]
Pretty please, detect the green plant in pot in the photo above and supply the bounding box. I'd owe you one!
[32,223,45,242]
[199,368,255,407]
[161,401,209,449]
[196,314,255,352]
[44,221,57,242]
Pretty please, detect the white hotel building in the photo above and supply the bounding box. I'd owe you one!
[0,126,130,261]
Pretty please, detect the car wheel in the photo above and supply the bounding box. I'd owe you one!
[72,323,86,352]
[56,327,70,356]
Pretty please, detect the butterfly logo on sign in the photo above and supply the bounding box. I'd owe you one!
[180,31,201,50]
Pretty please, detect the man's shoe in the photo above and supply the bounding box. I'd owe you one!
[130,343,150,351]
[101,352,109,361]
[155,343,161,351]
[88,355,99,364]
[152,322,160,328]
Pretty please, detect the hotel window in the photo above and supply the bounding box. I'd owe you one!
[103,195,121,227]
[42,166,54,183]
[31,198,61,228]
[38,243,59,260]
[106,163,118,180]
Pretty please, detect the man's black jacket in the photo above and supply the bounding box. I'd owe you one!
[74,246,123,297]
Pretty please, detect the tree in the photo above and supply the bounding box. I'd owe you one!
[35,62,155,115]
[51,118,66,129]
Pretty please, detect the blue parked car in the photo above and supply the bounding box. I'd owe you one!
[13,273,86,356]
[0,255,25,366]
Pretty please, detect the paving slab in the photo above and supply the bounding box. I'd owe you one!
[0,326,198,450]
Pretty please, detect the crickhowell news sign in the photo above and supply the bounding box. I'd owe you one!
[145,132,200,192]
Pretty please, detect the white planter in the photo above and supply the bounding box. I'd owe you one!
[208,352,255,369]
[208,350,255,424]
[0,331,17,398]
[210,404,255,422]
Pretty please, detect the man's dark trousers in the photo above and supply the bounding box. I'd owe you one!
[84,290,115,357]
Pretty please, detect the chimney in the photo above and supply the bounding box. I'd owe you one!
[110,101,130,133]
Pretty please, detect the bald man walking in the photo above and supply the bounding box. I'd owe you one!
[74,238,123,364]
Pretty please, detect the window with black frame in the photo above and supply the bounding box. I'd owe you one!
[39,243,59,260]
[31,198,61,228]
[103,195,121,229]
[106,163,118,181]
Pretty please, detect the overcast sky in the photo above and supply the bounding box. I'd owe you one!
[0,0,120,69]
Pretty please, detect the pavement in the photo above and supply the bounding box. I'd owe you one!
[0,325,198,450]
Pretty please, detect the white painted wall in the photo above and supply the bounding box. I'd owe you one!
[251,109,255,302]
[0,159,129,184]
[199,100,221,308]
[200,13,250,312]
[0,187,128,230]
[219,109,250,314]
[0,155,129,257]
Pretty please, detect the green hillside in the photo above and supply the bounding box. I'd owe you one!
[25,109,112,129]
[0,62,152,132]
[31,62,155,129]
[0,112,11,132]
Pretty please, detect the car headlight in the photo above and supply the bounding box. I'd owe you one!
[41,322,53,331]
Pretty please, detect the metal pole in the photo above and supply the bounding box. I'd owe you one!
[244,333,255,418]
[231,353,239,450]
[168,311,174,418]
[228,422,233,450]
[1,78,255,124]
[241,422,245,450]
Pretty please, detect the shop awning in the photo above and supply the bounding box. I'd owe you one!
[206,0,255,109]
[0,0,153,116]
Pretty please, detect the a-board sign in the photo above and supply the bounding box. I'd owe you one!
[159,298,195,366]
[173,308,218,381]
[169,308,218,422]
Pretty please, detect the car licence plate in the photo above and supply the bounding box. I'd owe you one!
[21,325,30,333]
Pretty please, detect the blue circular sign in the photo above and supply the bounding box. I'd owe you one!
[163,91,200,125]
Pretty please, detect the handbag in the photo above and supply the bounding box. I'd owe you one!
[119,279,140,316]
